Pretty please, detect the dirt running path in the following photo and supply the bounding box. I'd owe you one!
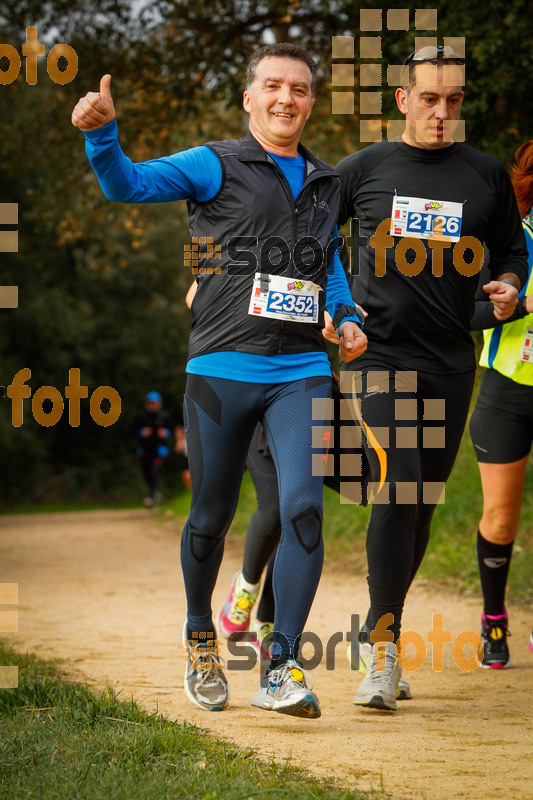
[1,510,532,799]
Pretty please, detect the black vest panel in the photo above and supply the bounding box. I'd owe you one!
[187,132,341,359]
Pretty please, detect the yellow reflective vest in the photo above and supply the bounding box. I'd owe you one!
[480,219,533,386]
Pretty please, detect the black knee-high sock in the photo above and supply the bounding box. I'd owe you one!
[477,529,514,616]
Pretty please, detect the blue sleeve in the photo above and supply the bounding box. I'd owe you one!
[82,119,222,203]
[325,230,362,328]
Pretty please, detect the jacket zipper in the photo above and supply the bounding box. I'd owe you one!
[266,159,334,353]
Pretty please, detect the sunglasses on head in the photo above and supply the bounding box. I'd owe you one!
[403,44,465,65]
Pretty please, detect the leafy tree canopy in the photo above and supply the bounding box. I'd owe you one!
[1,0,532,502]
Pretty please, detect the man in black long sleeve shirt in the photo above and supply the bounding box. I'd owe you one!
[336,45,528,711]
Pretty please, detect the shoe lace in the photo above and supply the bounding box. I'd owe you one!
[229,584,258,623]
[269,661,312,691]
[483,618,510,653]
[367,646,398,682]
[187,640,226,687]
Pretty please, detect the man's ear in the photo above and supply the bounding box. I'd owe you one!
[305,96,315,121]
[243,90,251,113]
[395,86,409,115]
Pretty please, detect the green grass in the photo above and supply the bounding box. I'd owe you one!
[163,489,195,519]
[0,500,140,516]
[0,642,386,800]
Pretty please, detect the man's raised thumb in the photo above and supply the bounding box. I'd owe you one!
[100,74,112,98]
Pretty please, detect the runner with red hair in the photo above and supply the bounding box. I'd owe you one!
[470,140,533,667]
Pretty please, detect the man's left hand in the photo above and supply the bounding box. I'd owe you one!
[483,280,519,321]
[322,310,339,344]
[338,321,367,362]
[323,307,368,346]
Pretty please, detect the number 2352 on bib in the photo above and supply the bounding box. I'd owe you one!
[248,273,321,323]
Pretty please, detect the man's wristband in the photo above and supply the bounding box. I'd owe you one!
[517,295,528,317]
[333,305,364,330]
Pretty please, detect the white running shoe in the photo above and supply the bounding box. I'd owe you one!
[347,632,411,700]
[251,659,320,718]
[353,642,401,711]
[182,622,229,711]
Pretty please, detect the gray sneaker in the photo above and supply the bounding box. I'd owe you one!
[251,659,320,718]
[353,642,401,711]
[182,622,229,711]
[347,636,411,700]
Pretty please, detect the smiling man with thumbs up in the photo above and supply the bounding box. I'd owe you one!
[72,45,366,719]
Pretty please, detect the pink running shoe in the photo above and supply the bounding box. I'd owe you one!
[529,628,533,655]
[218,571,259,639]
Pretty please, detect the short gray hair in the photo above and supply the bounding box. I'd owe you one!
[245,43,317,96]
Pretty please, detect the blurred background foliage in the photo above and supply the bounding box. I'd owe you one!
[1,0,532,505]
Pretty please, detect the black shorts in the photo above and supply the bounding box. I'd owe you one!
[469,368,533,463]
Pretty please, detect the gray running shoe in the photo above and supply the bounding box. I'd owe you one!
[251,659,320,718]
[353,642,401,711]
[347,629,411,700]
[182,622,229,711]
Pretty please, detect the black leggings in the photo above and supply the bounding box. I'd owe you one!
[244,424,280,621]
[341,363,475,640]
